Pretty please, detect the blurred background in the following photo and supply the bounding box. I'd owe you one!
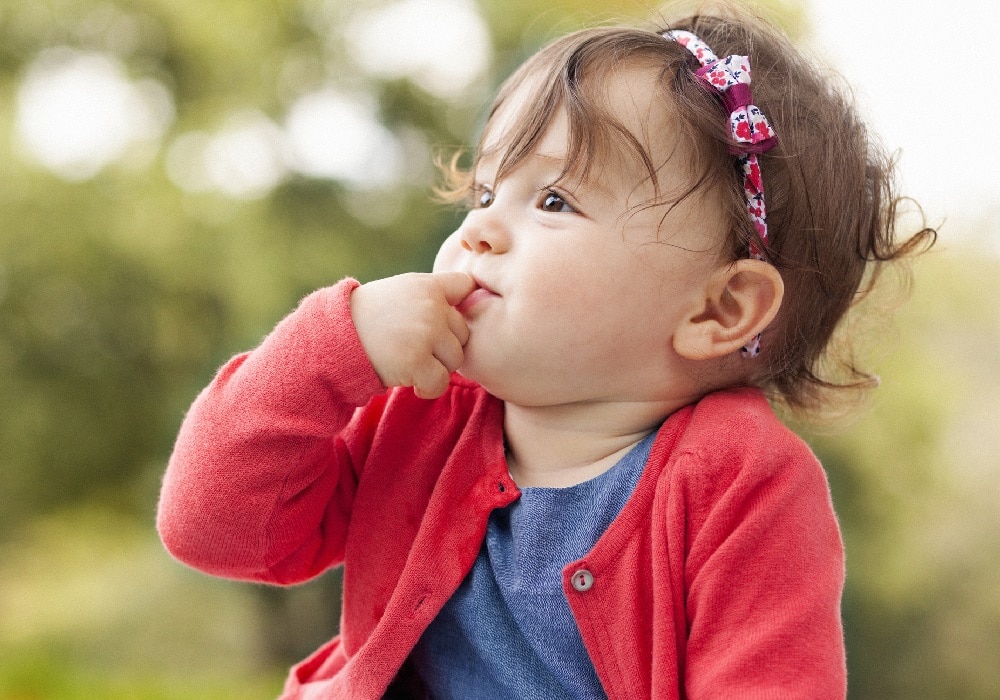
[0,0,997,697]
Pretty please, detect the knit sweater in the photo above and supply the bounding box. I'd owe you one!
[157,278,847,699]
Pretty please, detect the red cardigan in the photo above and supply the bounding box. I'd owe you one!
[157,279,847,699]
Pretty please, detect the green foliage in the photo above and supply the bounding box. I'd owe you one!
[805,250,1000,698]
[2,653,283,700]
[0,504,285,698]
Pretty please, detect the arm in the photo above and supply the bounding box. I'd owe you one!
[157,272,475,584]
[681,427,847,698]
[157,279,383,583]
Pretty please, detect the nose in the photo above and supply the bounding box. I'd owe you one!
[458,209,511,255]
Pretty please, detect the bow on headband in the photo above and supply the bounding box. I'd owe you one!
[663,29,778,358]
[665,30,776,153]
[699,56,777,154]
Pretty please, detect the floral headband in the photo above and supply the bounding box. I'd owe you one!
[663,29,778,358]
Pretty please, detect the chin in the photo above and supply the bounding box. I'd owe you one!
[455,364,489,390]
[455,362,508,399]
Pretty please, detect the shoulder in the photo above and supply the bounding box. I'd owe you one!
[684,386,807,451]
[655,389,842,583]
[663,386,827,505]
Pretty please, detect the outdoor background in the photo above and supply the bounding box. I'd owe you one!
[1,0,997,698]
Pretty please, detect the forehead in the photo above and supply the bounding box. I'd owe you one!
[478,58,692,195]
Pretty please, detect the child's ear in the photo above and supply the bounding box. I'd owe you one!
[673,259,784,361]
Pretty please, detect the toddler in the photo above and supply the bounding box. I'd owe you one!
[158,3,933,698]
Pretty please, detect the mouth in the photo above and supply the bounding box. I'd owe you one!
[472,275,498,295]
[457,275,499,315]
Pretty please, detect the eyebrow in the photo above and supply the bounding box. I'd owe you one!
[474,148,616,199]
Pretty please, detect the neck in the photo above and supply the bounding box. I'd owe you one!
[502,398,686,488]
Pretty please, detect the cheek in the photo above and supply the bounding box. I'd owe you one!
[432,231,463,273]
[519,258,615,329]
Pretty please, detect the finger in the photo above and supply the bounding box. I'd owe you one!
[445,307,470,346]
[433,333,465,374]
[433,271,477,306]
[412,361,451,400]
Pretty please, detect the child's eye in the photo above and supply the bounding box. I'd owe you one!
[475,186,494,208]
[540,191,575,213]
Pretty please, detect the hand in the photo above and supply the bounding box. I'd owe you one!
[350,272,476,399]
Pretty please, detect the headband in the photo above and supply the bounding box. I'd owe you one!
[663,29,777,358]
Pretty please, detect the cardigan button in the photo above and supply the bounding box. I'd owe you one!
[571,569,594,592]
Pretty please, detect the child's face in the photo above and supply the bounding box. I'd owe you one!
[434,65,727,406]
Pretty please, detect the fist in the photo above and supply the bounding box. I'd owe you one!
[350,272,477,399]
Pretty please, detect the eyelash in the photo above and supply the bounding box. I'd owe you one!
[473,185,493,209]
[471,185,577,214]
[539,190,575,213]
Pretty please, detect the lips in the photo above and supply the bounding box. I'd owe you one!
[457,276,499,315]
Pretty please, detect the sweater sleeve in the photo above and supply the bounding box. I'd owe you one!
[156,278,387,585]
[679,401,847,698]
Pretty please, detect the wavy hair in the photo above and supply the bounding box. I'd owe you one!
[437,3,936,418]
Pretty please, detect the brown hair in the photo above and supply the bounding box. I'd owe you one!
[438,3,936,418]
